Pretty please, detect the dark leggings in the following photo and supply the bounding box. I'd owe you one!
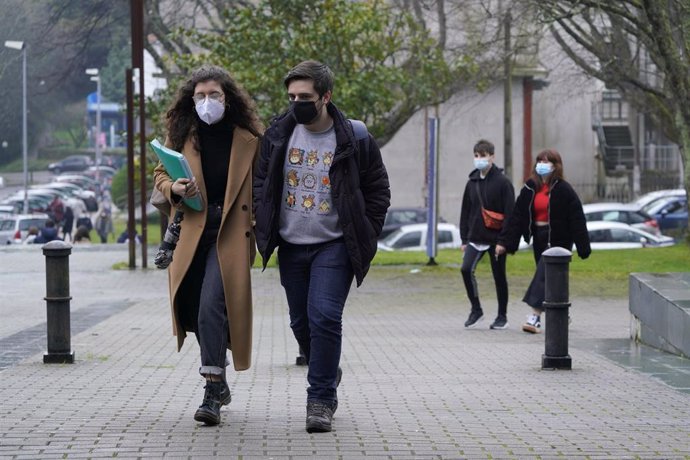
[461,244,508,315]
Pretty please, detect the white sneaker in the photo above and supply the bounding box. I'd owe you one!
[522,314,541,334]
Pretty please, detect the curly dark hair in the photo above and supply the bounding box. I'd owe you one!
[165,65,262,151]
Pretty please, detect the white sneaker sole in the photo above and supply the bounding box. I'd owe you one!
[522,324,541,334]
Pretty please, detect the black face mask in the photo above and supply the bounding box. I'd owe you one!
[290,99,321,125]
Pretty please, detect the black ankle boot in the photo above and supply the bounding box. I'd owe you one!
[220,369,231,406]
[194,380,223,426]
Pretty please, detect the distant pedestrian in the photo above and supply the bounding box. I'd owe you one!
[47,196,65,229]
[66,196,87,225]
[253,60,391,433]
[117,229,142,244]
[23,226,39,245]
[496,149,590,333]
[459,139,515,330]
[73,225,92,244]
[94,210,114,243]
[34,219,59,244]
[62,205,74,241]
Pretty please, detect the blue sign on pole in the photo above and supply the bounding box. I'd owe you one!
[426,117,439,262]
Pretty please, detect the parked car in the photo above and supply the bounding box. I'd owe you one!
[0,213,50,244]
[633,188,686,209]
[54,174,98,192]
[587,221,675,250]
[37,182,95,200]
[641,196,688,232]
[0,204,16,216]
[377,223,461,252]
[582,202,659,235]
[0,195,52,214]
[48,155,93,174]
[380,207,446,240]
[85,165,117,178]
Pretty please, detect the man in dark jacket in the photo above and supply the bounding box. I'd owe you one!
[253,60,390,433]
[459,139,515,330]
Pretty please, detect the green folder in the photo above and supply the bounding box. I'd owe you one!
[149,139,203,211]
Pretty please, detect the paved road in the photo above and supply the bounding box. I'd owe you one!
[0,245,689,459]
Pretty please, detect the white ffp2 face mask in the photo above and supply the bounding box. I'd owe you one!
[195,98,225,125]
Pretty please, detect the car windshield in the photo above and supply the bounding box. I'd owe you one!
[643,198,683,215]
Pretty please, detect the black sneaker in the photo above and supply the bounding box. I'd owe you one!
[464,310,484,328]
[306,401,335,433]
[490,315,509,330]
[194,381,223,426]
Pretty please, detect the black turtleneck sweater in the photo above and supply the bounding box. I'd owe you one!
[197,116,234,205]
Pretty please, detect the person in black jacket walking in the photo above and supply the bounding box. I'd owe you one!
[496,149,590,333]
[253,60,390,433]
[459,139,515,329]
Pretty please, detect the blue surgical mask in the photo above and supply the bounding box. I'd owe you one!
[535,162,553,176]
[474,158,490,170]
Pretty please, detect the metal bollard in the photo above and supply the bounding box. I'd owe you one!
[42,240,75,364]
[541,246,572,370]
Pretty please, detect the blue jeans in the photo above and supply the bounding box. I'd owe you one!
[187,203,228,377]
[278,238,354,405]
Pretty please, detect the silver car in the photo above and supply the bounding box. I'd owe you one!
[582,202,660,236]
[587,221,674,250]
[0,214,50,244]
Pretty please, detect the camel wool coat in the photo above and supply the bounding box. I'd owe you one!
[153,126,259,371]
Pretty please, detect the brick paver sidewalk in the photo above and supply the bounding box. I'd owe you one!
[0,246,689,459]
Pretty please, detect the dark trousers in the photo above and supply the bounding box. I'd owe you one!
[189,204,228,377]
[278,238,354,405]
[523,225,549,311]
[461,244,508,316]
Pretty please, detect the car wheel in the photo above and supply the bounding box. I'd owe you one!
[52,167,60,175]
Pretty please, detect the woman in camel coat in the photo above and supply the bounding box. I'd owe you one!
[153,65,262,426]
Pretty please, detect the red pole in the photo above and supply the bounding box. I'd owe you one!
[523,78,533,182]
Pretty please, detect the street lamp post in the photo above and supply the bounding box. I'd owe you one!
[85,68,102,193]
[5,40,28,214]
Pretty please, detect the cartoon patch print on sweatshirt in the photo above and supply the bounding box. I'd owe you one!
[288,148,304,165]
[286,191,296,208]
[301,194,316,211]
[318,199,331,215]
[302,173,317,190]
[320,175,331,192]
[281,130,337,222]
[287,169,300,187]
[322,152,333,168]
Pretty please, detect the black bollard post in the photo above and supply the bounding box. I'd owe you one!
[42,240,75,364]
[541,246,572,370]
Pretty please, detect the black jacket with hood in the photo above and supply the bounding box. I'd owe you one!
[460,165,515,246]
[253,102,390,286]
[499,178,591,259]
